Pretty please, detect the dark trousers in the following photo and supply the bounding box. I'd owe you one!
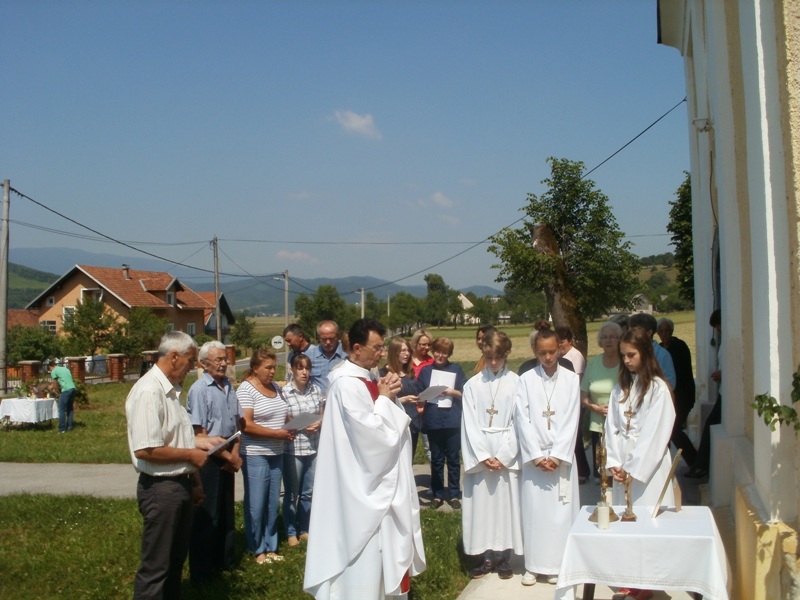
[58,388,76,432]
[134,474,193,600]
[427,427,461,499]
[670,398,697,467]
[574,406,590,479]
[694,394,722,471]
[189,458,235,585]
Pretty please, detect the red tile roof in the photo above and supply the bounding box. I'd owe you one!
[77,265,174,308]
[7,309,40,329]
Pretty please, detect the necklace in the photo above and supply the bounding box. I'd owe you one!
[485,367,505,426]
[539,366,558,430]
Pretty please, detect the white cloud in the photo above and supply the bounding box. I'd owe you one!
[277,250,319,264]
[334,110,383,140]
[431,191,454,208]
[439,214,461,226]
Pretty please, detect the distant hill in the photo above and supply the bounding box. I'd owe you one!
[7,248,504,314]
[8,263,59,309]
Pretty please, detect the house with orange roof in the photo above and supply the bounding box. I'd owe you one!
[25,264,231,340]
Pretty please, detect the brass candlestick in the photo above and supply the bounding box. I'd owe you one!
[620,474,637,522]
[589,423,619,523]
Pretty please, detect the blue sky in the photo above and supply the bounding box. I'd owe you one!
[2,1,688,291]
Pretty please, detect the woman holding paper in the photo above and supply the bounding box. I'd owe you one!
[379,337,421,456]
[282,353,324,547]
[238,350,294,565]
[418,337,467,509]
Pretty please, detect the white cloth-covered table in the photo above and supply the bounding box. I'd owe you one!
[0,398,59,423]
[555,505,730,600]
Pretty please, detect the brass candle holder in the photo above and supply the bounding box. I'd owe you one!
[589,423,619,523]
[620,474,637,522]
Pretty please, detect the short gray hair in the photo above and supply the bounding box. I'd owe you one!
[596,321,623,346]
[657,318,675,334]
[158,331,198,357]
[198,340,226,362]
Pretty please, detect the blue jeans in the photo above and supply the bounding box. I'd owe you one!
[427,427,461,499]
[242,454,283,555]
[282,454,317,537]
[58,388,76,433]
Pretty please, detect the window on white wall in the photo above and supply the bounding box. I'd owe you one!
[63,306,75,322]
[187,323,196,336]
[40,320,57,332]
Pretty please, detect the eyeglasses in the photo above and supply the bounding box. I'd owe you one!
[365,344,386,353]
[206,357,228,364]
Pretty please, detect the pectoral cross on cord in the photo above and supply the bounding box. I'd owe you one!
[624,406,635,431]
[542,407,555,430]
[486,406,498,427]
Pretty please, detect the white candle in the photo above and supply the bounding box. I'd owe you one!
[597,505,610,529]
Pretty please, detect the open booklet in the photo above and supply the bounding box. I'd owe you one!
[284,412,322,431]
[427,370,456,408]
[207,430,242,455]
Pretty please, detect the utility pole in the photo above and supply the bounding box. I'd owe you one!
[212,236,221,340]
[283,269,289,327]
[0,180,9,392]
[359,288,365,319]
[387,293,391,317]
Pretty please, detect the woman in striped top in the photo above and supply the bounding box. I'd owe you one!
[238,349,294,565]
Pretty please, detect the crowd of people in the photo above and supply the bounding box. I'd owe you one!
[125,312,711,600]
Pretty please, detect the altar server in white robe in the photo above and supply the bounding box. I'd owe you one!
[514,328,581,586]
[304,318,426,600]
[461,330,523,580]
[606,327,676,508]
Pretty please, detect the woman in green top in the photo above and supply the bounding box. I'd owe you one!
[580,321,622,479]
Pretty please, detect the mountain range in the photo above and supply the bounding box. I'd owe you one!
[8,247,503,314]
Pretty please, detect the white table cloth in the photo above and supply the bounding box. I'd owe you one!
[555,505,730,600]
[0,398,59,423]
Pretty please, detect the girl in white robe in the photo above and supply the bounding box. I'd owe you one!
[514,329,581,586]
[461,331,523,580]
[605,327,676,600]
[605,328,676,507]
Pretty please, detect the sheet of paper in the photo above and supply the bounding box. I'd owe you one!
[285,412,322,431]
[429,371,456,407]
[207,430,241,455]
[418,385,447,404]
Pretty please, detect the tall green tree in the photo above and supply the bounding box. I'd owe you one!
[294,285,359,336]
[503,283,548,324]
[108,307,170,357]
[229,313,256,352]
[423,273,450,327]
[387,292,422,335]
[465,292,500,325]
[6,325,62,364]
[488,157,639,350]
[667,171,695,306]
[61,299,117,356]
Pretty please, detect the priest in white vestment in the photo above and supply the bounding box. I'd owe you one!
[461,331,523,580]
[514,329,581,586]
[303,318,426,600]
[606,329,676,508]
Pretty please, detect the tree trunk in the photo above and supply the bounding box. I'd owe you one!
[531,224,588,355]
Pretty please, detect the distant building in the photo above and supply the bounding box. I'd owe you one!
[25,264,232,339]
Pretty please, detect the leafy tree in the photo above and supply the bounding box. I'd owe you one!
[502,283,548,324]
[294,285,359,336]
[6,325,62,364]
[448,289,466,327]
[61,299,117,356]
[387,291,423,335]
[423,273,450,327]
[667,171,695,306]
[488,157,639,350]
[364,291,386,321]
[108,307,169,358]
[229,313,256,352]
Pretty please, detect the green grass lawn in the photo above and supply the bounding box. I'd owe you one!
[0,494,466,600]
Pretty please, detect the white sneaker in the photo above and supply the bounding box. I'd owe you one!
[521,571,537,586]
[547,574,559,584]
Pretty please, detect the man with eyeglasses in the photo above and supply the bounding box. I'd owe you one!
[186,341,242,586]
[304,318,426,599]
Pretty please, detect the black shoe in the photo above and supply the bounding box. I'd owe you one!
[497,561,513,580]
[449,498,462,510]
[469,559,493,579]
[685,466,708,479]
[432,498,444,508]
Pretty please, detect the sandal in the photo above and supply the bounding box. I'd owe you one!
[266,553,284,562]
